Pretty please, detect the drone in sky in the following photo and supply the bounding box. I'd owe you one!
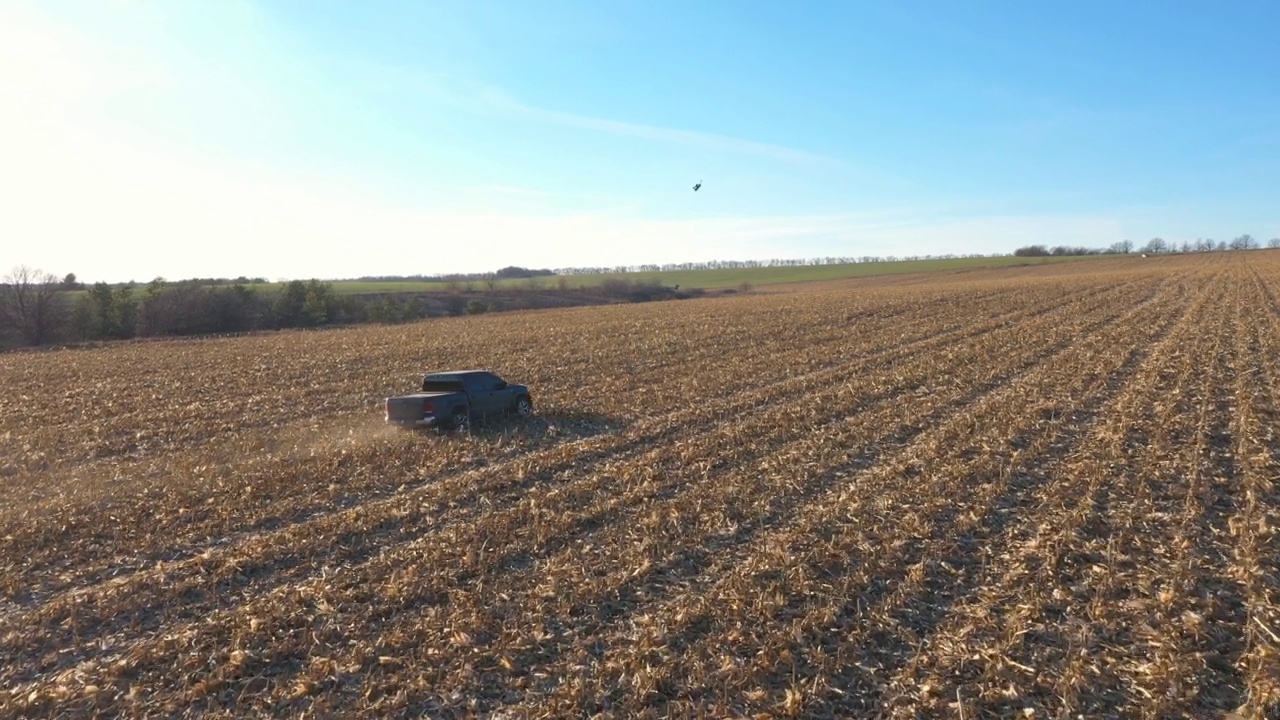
[692,181,702,192]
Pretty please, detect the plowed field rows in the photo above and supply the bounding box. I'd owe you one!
[2,253,1277,718]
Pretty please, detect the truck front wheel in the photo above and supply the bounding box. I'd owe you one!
[514,396,533,416]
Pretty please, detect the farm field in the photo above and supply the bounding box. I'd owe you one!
[2,252,1278,718]
[304,254,1098,293]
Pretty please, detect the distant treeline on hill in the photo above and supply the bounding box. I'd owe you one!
[1016,235,1270,257]
[553,254,991,275]
[6,240,1278,350]
[350,255,992,283]
[0,274,695,350]
[353,265,556,283]
[3,278,399,347]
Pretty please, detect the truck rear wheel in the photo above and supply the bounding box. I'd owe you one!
[450,409,471,433]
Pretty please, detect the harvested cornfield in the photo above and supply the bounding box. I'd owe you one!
[2,252,1278,718]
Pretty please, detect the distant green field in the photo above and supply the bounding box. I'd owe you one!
[314,254,1104,294]
[69,255,1108,297]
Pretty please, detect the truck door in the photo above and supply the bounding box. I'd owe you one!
[466,373,499,417]
[480,372,514,417]
[486,373,512,413]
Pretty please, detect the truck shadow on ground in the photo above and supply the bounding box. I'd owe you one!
[439,410,626,442]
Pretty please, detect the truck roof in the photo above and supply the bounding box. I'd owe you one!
[424,369,490,378]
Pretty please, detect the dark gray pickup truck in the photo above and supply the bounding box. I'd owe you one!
[384,370,533,431]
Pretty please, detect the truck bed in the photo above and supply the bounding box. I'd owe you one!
[384,391,464,426]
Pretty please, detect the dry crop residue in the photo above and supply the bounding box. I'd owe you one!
[1,253,1277,718]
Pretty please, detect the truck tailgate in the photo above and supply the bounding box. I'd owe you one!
[385,392,459,425]
[385,396,428,423]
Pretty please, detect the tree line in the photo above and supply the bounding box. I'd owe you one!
[5,240,1277,349]
[1016,235,1276,257]
[0,272,414,350]
[353,266,556,284]
[346,255,997,283]
[0,269,695,350]
[553,254,991,275]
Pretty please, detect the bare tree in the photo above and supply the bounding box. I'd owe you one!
[1268,238,1280,249]
[0,265,69,346]
[1230,234,1256,250]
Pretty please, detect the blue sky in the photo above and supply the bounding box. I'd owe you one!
[2,0,1277,282]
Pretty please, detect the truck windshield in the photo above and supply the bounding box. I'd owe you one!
[423,379,464,392]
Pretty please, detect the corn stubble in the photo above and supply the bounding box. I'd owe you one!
[2,254,1277,718]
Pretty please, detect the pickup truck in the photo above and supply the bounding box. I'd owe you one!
[384,370,533,431]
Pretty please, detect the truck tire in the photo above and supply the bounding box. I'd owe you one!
[513,395,533,417]
[450,408,471,433]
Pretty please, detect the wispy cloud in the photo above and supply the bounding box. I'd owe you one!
[4,116,1124,280]
[0,3,1131,283]
[362,66,849,170]
[459,183,619,205]
[479,90,848,170]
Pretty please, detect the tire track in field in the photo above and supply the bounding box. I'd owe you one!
[1227,265,1280,716]
[1134,277,1248,716]
[107,279,1172,712]
[0,280,1122,612]
[861,292,1199,719]
[425,278,1186,716]
[1,284,1058,532]
[1028,270,1244,718]
[2,281,1162,712]
[875,269,1241,718]
[0,297,938,600]
[1,282,1142,697]
[875,265,1254,717]
[4,285,1014,479]
[581,276,1194,719]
